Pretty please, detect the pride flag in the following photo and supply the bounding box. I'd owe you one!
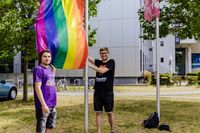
[35,0,88,69]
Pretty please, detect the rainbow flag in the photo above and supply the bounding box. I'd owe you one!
[35,0,88,69]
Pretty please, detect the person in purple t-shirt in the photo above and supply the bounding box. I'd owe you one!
[33,49,57,133]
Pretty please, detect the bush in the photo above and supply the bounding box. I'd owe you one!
[160,73,173,85]
[186,76,198,85]
[143,70,152,85]
[186,72,198,76]
[171,75,182,86]
[150,73,173,85]
[186,72,199,85]
[150,74,156,85]
[197,72,200,80]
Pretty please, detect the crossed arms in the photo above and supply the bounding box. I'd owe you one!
[88,56,109,74]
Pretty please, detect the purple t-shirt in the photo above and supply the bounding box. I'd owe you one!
[33,65,57,109]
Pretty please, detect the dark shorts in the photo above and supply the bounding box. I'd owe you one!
[35,107,56,133]
[94,90,114,112]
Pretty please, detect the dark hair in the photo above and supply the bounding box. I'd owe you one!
[38,49,52,65]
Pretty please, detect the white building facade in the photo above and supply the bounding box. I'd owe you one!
[10,0,200,84]
[88,0,141,84]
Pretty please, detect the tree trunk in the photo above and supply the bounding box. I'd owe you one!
[23,59,28,101]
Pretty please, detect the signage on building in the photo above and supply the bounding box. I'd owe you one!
[192,53,200,69]
[175,35,180,45]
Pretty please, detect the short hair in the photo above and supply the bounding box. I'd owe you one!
[99,47,109,54]
[38,49,52,65]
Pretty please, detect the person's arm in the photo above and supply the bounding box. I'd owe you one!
[88,56,95,64]
[89,62,109,74]
[50,64,56,74]
[35,82,49,113]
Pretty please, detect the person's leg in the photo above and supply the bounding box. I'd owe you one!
[94,90,103,133]
[96,112,102,133]
[45,129,51,133]
[36,108,49,133]
[104,91,114,133]
[46,108,57,133]
[107,112,114,133]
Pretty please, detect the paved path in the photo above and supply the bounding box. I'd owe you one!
[19,90,200,96]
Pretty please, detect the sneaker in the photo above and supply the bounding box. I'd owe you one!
[111,131,115,133]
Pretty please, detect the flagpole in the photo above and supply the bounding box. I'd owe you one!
[156,17,160,120]
[84,0,89,132]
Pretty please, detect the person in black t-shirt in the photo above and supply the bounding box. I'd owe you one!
[88,47,115,133]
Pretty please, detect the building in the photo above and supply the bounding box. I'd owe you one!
[176,38,200,74]
[5,0,200,85]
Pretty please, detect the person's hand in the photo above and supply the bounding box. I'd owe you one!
[42,104,49,113]
[88,62,93,68]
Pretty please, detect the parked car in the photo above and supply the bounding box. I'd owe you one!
[0,80,17,100]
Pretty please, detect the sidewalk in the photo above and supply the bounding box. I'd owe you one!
[18,89,200,96]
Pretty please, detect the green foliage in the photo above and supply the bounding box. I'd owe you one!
[150,73,174,85]
[197,72,200,80]
[0,0,39,61]
[89,0,101,19]
[171,74,182,86]
[186,72,198,76]
[143,70,152,85]
[138,0,200,41]
[160,73,173,85]
[0,0,101,56]
[186,76,198,85]
[88,25,97,47]
[88,0,102,47]
[186,72,200,85]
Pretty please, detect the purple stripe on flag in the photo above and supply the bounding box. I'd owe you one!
[44,0,58,64]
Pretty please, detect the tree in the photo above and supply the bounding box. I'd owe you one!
[0,0,39,101]
[138,0,200,41]
[88,0,102,47]
[0,0,103,101]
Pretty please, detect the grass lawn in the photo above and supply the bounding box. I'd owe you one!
[56,85,200,92]
[1,86,200,133]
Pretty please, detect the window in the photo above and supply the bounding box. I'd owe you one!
[161,57,164,63]
[149,48,152,51]
[160,41,164,47]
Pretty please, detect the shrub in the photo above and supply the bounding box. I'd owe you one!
[186,72,198,76]
[143,70,152,85]
[186,76,198,85]
[171,75,182,86]
[150,73,173,85]
[197,72,200,80]
[160,73,173,85]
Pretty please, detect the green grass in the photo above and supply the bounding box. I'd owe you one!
[56,85,200,92]
[1,94,200,133]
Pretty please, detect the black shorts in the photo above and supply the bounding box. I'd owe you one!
[94,90,114,112]
[35,107,57,133]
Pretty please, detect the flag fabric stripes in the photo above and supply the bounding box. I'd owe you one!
[35,0,88,69]
[144,0,160,22]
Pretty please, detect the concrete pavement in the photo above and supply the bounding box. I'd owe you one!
[18,90,200,96]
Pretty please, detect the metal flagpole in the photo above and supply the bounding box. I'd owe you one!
[156,17,160,120]
[84,0,89,132]
[140,0,144,72]
[143,0,160,120]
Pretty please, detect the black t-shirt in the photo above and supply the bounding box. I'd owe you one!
[94,59,115,92]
